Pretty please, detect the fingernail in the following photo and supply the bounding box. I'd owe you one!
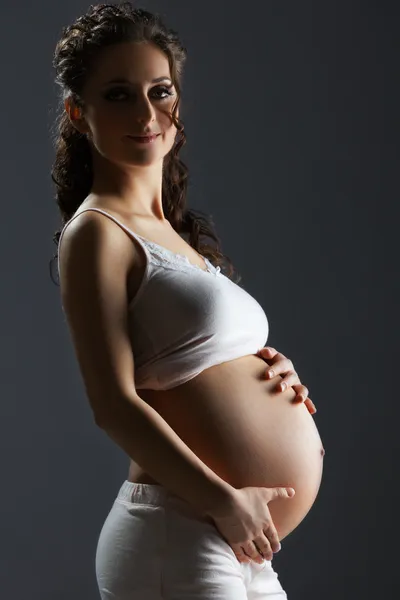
[275,543,282,552]
[268,369,275,378]
[280,382,287,391]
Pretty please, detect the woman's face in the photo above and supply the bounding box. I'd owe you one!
[71,41,179,167]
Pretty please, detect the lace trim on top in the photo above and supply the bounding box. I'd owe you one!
[135,233,221,276]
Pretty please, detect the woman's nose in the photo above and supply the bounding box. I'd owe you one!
[133,98,156,124]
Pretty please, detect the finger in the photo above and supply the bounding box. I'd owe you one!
[265,359,294,379]
[305,398,317,413]
[255,532,279,560]
[274,371,301,391]
[258,347,277,358]
[292,384,309,402]
[232,544,252,564]
[261,522,281,555]
[267,487,295,501]
[293,394,316,414]
[242,540,267,563]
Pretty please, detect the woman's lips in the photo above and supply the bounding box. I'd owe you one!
[128,134,160,144]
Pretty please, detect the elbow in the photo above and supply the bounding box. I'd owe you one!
[94,406,123,429]
[93,393,141,429]
[94,411,109,428]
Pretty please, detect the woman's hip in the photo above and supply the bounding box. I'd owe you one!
[95,480,287,600]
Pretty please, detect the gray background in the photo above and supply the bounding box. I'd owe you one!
[1,1,398,598]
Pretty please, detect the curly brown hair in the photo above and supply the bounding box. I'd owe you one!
[49,2,241,285]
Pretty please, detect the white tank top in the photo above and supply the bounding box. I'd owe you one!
[58,208,269,390]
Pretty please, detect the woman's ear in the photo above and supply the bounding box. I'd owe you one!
[64,97,88,135]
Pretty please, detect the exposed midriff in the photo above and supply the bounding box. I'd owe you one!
[128,353,325,541]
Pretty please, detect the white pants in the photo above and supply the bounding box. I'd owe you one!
[95,480,287,599]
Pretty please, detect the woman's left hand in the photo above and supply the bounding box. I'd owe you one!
[256,347,317,415]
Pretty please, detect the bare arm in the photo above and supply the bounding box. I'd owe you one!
[58,210,234,516]
[96,395,233,515]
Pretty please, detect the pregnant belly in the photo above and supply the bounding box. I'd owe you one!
[134,354,325,541]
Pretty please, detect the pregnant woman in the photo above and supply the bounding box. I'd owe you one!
[51,3,324,598]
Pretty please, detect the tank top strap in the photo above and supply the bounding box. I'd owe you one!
[57,207,151,278]
[57,206,221,278]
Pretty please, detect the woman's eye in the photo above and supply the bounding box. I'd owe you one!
[105,89,128,101]
[153,86,174,99]
[105,86,173,101]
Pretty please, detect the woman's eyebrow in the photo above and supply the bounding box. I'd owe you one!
[102,76,172,86]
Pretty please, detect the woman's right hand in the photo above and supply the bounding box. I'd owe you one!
[206,485,295,564]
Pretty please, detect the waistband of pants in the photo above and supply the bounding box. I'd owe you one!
[116,480,215,524]
[117,480,189,509]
